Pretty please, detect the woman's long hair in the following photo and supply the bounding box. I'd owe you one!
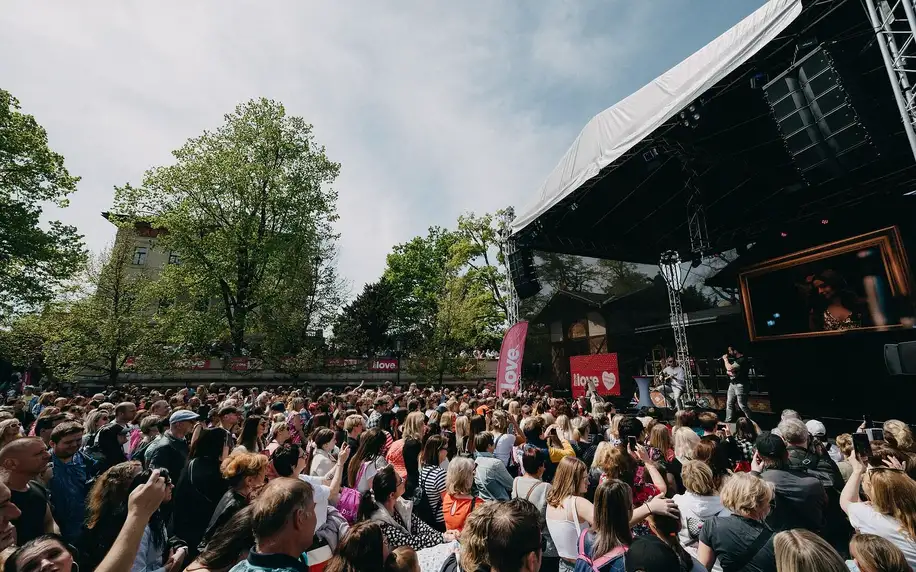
[591,479,633,557]
[774,529,848,572]
[325,521,386,572]
[190,427,228,461]
[850,533,911,572]
[129,470,167,552]
[357,464,399,521]
[83,410,108,437]
[190,506,254,572]
[546,457,587,508]
[238,415,262,452]
[865,466,916,542]
[735,417,758,442]
[695,438,730,490]
[85,461,140,529]
[348,428,386,486]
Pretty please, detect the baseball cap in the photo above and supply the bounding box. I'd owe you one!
[805,419,827,437]
[755,431,787,459]
[625,536,681,572]
[169,410,200,424]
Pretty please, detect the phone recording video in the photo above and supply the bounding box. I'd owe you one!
[852,432,872,458]
[627,436,638,450]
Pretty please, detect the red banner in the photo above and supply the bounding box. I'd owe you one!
[496,321,528,396]
[570,353,620,398]
[230,357,262,371]
[368,358,399,372]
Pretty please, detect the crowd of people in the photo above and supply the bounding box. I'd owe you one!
[0,380,912,572]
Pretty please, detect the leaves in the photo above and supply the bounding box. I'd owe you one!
[113,98,343,354]
[0,89,86,319]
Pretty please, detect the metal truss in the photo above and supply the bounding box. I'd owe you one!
[863,0,916,162]
[502,237,520,326]
[659,250,696,402]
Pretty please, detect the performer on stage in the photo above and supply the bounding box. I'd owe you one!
[722,346,753,422]
[657,356,686,411]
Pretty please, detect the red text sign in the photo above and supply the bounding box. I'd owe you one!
[368,358,400,372]
[570,353,620,398]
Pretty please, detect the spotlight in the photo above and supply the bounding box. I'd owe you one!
[773,313,781,319]
[766,320,776,327]
[821,219,829,225]
[780,232,788,238]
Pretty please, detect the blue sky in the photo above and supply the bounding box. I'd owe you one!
[0,1,765,294]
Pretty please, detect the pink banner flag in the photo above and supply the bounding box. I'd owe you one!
[496,321,529,396]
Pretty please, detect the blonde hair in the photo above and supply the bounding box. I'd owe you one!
[609,415,623,440]
[555,415,572,442]
[490,410,509,433]
[864,465,916,541]
[402,412,426,441]
[546,456,587,508]
[673,426,700,460]
[883,420,915,452]
[386,546,419,572]
[850,533,911,572]
[648,424,672,454]
[446,456,475,495]
[508,401,520,418]
[591,442,614,471]
[458,502,500,572]
[344,414,363,432]
[835,433,853,459]
[681,460,717,496]
[774,529,847,572]
[440,411,456,432]
[221,451,268,485]
[571,417,590,442]
[719,472,772,517]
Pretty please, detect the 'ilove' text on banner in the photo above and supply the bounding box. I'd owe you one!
[496,321,528,396]
[570,353,620,398]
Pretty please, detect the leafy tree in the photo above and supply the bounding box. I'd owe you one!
[331,281,396,358]
[43,232,158,384]
[0,89,86,318]
[452,209,515,323]
[113,98,342,354]
[383,226,459,350]
[596,259,652,298]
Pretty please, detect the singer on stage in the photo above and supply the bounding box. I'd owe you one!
[658,356,686,411]
[723,346,754,422]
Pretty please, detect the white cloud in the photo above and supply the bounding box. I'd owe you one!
[0,0,762,294]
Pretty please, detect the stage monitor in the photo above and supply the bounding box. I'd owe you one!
[886,341,916,375]
[738,227,914,341]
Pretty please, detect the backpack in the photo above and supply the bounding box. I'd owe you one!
[412,467,437,527]
[574,530,627,572]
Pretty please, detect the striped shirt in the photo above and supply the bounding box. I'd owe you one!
[419,465,447,524]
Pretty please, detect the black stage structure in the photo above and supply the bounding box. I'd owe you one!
[511,0,916,422]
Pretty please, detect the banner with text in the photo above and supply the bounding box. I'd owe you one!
[570,353,620,398]
[368,358,400,372]
[496,321,529,396]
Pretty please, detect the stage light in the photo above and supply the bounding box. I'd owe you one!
[780,232,788,238]
[773,313,781,319]
[569,202,579,211]
[766,320,776,327]
[821,219,829,225]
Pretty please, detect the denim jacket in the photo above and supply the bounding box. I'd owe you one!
[49,451,92,544]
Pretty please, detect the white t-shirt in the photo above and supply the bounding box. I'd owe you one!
[493,432,515,466]
[848,502,916,570]
[298,474,331,530]
[662,366,686,388]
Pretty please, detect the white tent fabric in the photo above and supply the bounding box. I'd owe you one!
[511,0,804,235]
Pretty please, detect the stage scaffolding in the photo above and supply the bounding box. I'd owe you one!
[659,250,696,402]
[864,0,916,162]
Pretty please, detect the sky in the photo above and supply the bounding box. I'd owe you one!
[1,1,765,296]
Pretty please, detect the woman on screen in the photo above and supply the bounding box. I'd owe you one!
[807,269,864,331]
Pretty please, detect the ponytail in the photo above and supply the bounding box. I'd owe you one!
[648,514,692,571]
[357,490,377,521]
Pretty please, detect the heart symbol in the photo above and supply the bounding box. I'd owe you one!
[601,371,616,391]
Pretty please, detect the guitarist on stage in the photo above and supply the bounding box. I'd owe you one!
[656,356,686,411]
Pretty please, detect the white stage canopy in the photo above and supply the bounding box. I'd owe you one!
[511,0,804,236]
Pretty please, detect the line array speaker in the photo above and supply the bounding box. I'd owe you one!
[508,247,542,300]
[763,46,878,185]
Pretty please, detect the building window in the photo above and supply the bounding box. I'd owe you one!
[168,251,180,265]
[132,247,148,265]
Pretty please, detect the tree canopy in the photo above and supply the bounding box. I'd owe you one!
[113,98,343,355]
[0,89,85,319]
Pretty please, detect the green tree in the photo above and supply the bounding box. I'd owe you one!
[596,259,652,298]
[0,89,86,318]
[383,227,459,350]
[113,98,341,354]
[331,281,396,357]
[452,209,515,323]
[44,232,158,384]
